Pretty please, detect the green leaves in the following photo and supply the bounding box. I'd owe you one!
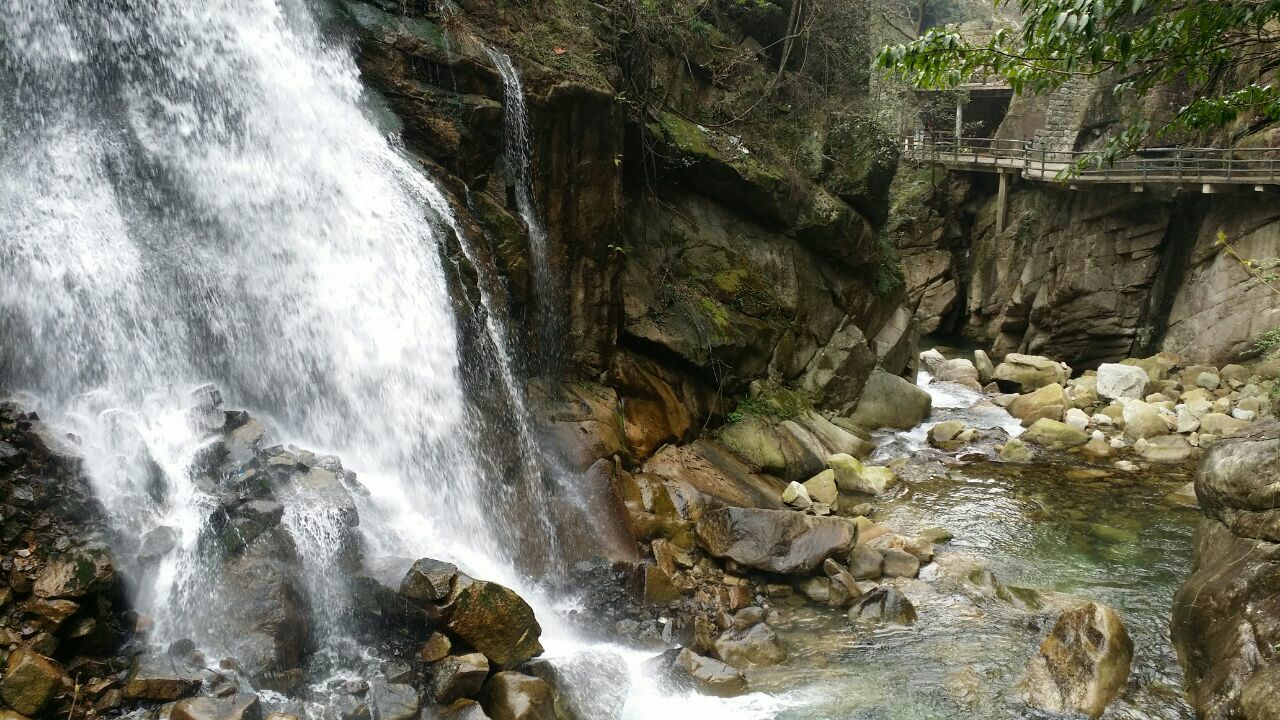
[878,0,1280,153]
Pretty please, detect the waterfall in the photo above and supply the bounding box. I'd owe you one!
[0,1,788,717]
[485,47,562,369]
[0,0,552,669]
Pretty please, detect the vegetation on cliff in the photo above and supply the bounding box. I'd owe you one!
[879,0,1280,159]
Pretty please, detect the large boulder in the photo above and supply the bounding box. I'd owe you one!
[712,622,786,667]
[1194,421,1280,542]
[1172,424,1280,719]
[430,653,491,704]
[172,694,263,720]
[442,577,544,668]
[480,672,556,720]
[1017,602,1133,718]
[1021,419,1088,449]
[1123,401,1169,441]
[933,359,981,389]
[400,558,459,603]
[0,647,65,715]
[694,507,856,574]
[827,454,897,495]
[1096,363,1149,400]
[123,653,202,701]
[1007,383,1070,423]
[844,369,931,430]
[645,648,747,698]
[993,354,1069,392]
[848,587,916,625]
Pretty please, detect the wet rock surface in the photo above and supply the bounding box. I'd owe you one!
[1017,602,1133,718]
[1173,422,1280,720]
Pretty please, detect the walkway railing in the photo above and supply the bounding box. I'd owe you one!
[901,133,1280,185]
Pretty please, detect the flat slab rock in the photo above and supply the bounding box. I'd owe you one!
[694,506,856,575]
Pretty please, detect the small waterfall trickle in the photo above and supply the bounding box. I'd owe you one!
[485,47,562,370]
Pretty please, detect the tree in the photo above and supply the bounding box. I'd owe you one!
[876,0,1280,159]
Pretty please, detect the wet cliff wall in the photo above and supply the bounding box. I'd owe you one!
[340,0,914,462]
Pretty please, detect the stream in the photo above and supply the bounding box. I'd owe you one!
[745,377,1199,719]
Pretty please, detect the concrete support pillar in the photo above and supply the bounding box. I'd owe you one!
[996,170,1009,233]
[955,98,963,140]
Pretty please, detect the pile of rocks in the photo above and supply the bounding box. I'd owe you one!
[920,349,1277,470]
[0,391,591,720]
[0,401,135,720]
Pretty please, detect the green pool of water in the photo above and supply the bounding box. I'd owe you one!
[752,454,1200,719]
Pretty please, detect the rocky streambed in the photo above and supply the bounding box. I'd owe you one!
[0,346,1274,720]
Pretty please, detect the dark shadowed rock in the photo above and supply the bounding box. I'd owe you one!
[370,681,419,720]
[479,672,556,720]
[1018,602,1133,718]
[401,558,459,603]
[848,587,916,625]
[694,507,856,575]
[430,653,490,704]
[172,693,263,720]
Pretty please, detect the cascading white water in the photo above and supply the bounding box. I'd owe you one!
[1,2,790,717]
[0,0,521,661]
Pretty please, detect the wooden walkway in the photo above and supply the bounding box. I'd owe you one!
[902,134,1280,187]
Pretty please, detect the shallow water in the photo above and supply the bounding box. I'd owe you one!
[751,380,1199,719]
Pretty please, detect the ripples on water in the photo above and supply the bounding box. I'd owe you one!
[751,378,1199,719]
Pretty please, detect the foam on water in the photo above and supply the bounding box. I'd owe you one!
[0,2,776,716]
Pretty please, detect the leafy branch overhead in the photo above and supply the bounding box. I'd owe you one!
[876,0,1280,156]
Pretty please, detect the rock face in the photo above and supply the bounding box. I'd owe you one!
[1018,602,1133,718]
[694,507,857,575]
[1173,422,1280,719]
[893,154,1280,367]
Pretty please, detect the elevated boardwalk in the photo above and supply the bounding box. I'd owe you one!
[902,133,1280,231]
[903,134,1280,186]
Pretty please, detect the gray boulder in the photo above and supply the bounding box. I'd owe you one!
[848,587,916,625]
[694,507,856,575]
[993,354,1069,392]
[1096,363,1149,400]
[712,622,786,667]
[845,369,931,430]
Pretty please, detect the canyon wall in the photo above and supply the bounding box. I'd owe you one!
[895,83,1280,368]
[342,0,913,476]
